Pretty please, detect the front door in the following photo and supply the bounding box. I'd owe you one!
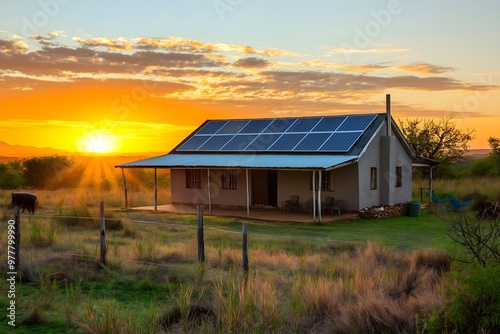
[252,170,278,207]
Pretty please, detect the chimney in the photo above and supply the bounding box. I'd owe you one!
[386,94,391,136]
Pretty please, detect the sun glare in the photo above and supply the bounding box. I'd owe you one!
[78,130,119,154]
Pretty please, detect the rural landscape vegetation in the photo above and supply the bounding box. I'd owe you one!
[1,1,499,333]
[1,119,499,333]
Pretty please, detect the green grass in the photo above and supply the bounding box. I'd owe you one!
[0,187,493,333]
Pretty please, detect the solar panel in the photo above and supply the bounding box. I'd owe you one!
[268,134,305,151]
[294,133,332,151]
[239,119,273,134]
[197,121,227,134]
[263,118,296,133]
[337,115,376,131]
[319,132,363,152]
[286,118,321,133]
[176,114,377,153]
[312,116,346,132]
[217,120,249,134]
[177,135,210,151]
[198,135,234,151]
[244,133,281,151]
[221,135,258,151]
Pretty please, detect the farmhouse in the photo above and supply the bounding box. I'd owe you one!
[116,95,422,220]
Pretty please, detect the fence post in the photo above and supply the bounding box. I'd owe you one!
[197,205,205,263]
[13,206,20,270]
[100,201,106,265]
[242,222,249,275]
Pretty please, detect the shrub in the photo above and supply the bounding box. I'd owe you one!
[421,264,500,333]
[27,221,56,248]
[53,203,96,228]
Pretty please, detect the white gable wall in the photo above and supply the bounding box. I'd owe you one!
[357,124,412,209]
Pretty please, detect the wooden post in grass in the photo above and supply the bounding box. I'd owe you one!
[13,206,20,270]
[100,201,106,265]
[242,222,249,275]
[121,168,128,209]
[196,205,205,263]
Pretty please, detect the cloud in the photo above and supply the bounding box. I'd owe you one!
[233,57,270,68]
[0,34,497,120]
[397,63,455,75]
[73,36,134,51]
[0,39,28,54]
[323,46,409,55]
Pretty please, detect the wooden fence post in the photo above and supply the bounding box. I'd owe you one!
[100,201,106,265]
[242,222,249,275]
[197,205,205,263]
[14,206,20,270]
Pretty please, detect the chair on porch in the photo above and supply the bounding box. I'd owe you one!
[321,196,335,215]
[289,195,300,213]
[332,199,343,216]
[282,195,300,213]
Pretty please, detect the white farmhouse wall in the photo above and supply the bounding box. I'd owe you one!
[358,124,412,209]
[171,169,249,207]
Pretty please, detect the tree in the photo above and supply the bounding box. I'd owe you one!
[399,117,475,164]
[21,156,85,189]
[489,137,500,159]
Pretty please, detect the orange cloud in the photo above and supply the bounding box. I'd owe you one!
[397,63,455,75]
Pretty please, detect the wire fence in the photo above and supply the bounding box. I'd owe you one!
[4,205,365,277]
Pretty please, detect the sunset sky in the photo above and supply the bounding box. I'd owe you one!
[0,0,499,154]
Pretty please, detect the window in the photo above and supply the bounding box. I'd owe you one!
[186,169,201,189]
[221,169,238,190]
[396,166,402,188]
[311,171,333,191]
[370,167,377,190]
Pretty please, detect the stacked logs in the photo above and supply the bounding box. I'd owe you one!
[359,203,408,219]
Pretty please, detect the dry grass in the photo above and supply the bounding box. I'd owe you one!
[0,188,456,333]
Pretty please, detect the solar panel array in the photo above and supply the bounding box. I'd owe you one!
[177,114,377,153]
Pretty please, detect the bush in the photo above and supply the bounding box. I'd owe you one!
[466,156,500,177]
[21,156,85,189]
[0,163,24,188]
[421,264,500,333]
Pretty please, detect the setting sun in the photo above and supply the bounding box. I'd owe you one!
[77,130,120,154]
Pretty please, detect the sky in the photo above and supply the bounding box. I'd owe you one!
[0,0,499,154]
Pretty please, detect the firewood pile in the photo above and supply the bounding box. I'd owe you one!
[477,201,500,220]
[359,203,408,219]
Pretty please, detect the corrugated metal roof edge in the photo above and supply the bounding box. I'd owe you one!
[115,154,359,170]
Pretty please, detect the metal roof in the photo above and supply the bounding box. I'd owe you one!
[116,153,359,170]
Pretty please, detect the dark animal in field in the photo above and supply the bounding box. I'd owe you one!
[11,192,37,214]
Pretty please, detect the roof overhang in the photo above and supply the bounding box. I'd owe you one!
[115,153,359,170]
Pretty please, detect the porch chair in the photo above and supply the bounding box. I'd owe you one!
[321,197,335,215]
[289,195,300,213]
[332,199,343,216]
[450,197,474,211]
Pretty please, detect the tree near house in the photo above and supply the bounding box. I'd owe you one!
[489,137,500,159]
[398,117,474,177]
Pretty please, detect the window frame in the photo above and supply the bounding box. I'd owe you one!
[396,166,403,188]
[186,169,202,189]
[221,169,238,190]
[310,170,334,191]
[370,167,377,190]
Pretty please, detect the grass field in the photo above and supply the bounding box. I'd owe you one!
[0,185,494,333]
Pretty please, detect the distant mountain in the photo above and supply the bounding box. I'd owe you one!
[0,141,68,157]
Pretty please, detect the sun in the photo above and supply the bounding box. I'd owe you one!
[77,130,120,154]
